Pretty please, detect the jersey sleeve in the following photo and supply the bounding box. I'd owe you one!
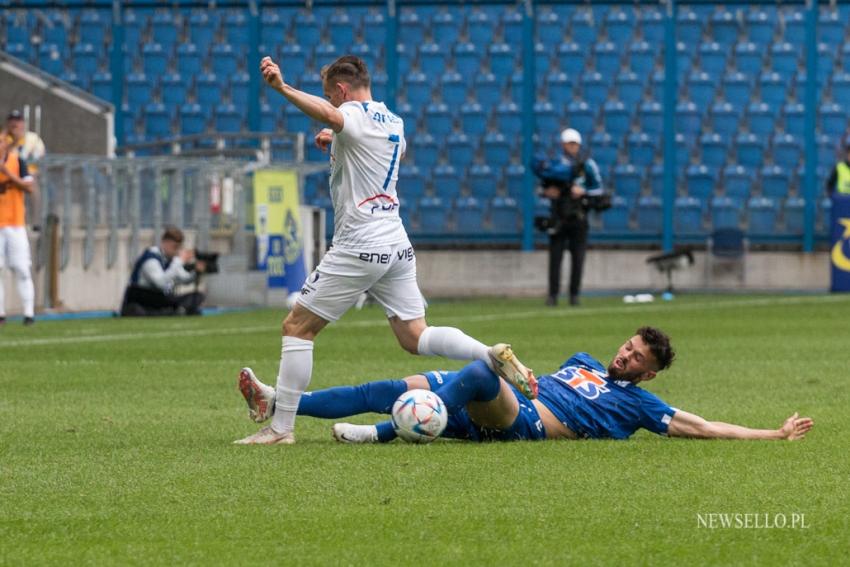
[336,102,367,142]
[638,391,678,435]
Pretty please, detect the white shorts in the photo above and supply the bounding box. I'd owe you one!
[297,239,426,322]
[0,226,31,272]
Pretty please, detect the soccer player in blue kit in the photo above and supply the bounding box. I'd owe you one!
[238,326,814,442]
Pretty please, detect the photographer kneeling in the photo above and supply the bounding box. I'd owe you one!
[534,128,608,307]
[120,226,206,316]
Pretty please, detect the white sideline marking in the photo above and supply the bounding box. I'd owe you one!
[1,295,846,349]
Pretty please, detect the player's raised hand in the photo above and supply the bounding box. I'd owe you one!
[779,412,814,441]
[315,128,333,152]
[260,56,285,91]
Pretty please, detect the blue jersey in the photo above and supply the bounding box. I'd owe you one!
[536,353,678,440]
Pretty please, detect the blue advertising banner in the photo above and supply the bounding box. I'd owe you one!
[830,195,850,292]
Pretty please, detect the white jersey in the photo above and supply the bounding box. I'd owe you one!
[328,100,408,248]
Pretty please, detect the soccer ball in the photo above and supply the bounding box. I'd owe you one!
[391,389,447,444]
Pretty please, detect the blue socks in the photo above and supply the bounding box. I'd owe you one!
[297,379,408,419]
[432,360,501,413]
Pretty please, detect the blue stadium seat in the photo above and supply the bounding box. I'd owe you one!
[722,70,751,108]
[503,162,525,201]
[144,102,171,139]
[773,133,801,167]
[628,40,655,77]
[820,103,849,137]
[612,164,642,200]
[676,101,702,137]
[760,164,790,199]
[745,9,776,45]
[605,8,634,50]
[699,42,727,75]
[686,164,717,201]
[636,195,662,232]
[747,102,776,137]
[224,10,249,46]
[700,132,727,169]
[433,164,461,200]
[294,11,320,47]
[546,71,572,108]
[535,101,561,141]
[314,43,339,69]
[3,41,30,64]
[215,102,242,133]
[432,9,460,48]
[817,42,835,84]
[141,43,168,77]
[418,196,449,234]
[176,44,202,76]
[710,10,739,45]
[482,132,511,166]
[179,103,206,135]
[818,134,838,169]
[593,41,620,77]
[676,9,702,45]
[490,196,520,234]
[615,71,642,107]
[474,72,501,109]
[188,11,214,51]
[640,8,665,43]
[494,101,521,138]
[80,10,107,47]
[580,71,608,108]
[161,73,188,107]
[758,71,788,108]
[42,13,68,49]
[502,8,523,45]
[783,196,805,234]
[675,195,704,235]
[446,132,475,170]
[151,11,179,47]
[468,164,497,199]
[126,72,152,107]
[783,102,805,138]
[91,71,112,101]
[72,43,99,78]
[710,101,740,139]
[460,101,487,137]
[748,196,779,234]
[602,195,630,232]
[439,70,466,107]
[38,44,64,76]
[453,196,485,233]
[489,42,516,79]
[555,41,584,75]
[783,10,805,44]
[537,8,562,47]
[771,42,798,76]
[419,42,447,77]
[397,165,424,204]
[454,42,481,78]
[638,101,663,136]
[328,11,355,50]
[723,164,753,203]
[710,196,741,230]
[570,9,595,45]
[687,71,717,109]
[123,10,144,51]
[842,44,850,74]
[424,102,453,138]
[279,44,306,80]
[832,72,850,104]
[818,10,844,45]
[734,42,763,76]
[284,104,311,133]
[405,70,431,107]
[260,11,287,46]
[350,42,376,74]
[231,72,250,108]
[591,131,618,172]
[412,133,439,169]
[675,133,691,166]
[467,9,494,48]
[363,10,387,47]
[736,133,765,168]
[818,195,833,233]
[211,44,239,77]
[258,102,277,133]
[602,100,630,140]
[196,73,222,108]
[648,164,664,196]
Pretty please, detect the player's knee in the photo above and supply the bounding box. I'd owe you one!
[467,360,497,384]
[399,335,419,355]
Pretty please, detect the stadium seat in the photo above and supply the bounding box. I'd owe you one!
[432,9,460,48]
[257,103,277,133]
[783,196,805,234]
[211,44,239,77]
[745,9,776,45]
[140,43,168,77]
[299,72,323,97]
[674,195,704,235]
[494,101,521,138]
[453,196,485,233]
[419,42,447,77]
[580,71,608,108]
[474,73,501,109]
[294,11,320,47]
[842,44,850,74]
[628,40,655,77]
[819,103,849,137]
[818,10,844,46]
[399,164,425,201]
[723,164,753,202]
[546,71,572,108]
[417,196,449,234]
[612,164,642,200]
[489,42,516,78]
[605,8,634,50]
[231,72,250,108]
[773,133,801,167]
[454,42,481,78]
[504,162,526,201]
[350,42,376,73]
[482,132,511,166]
[260,11,287,46]
[591,132,618,172]
[80,10,107,47]
[126,72,152,107]
[783,102,805,138]
[459,102,487,137]
[363,10,387,47]
[626,132,655,168]
[818,134,839,169]
[328,11,355,50]
[467,9,494,48]
[758,71,789,108]
[144,102,171,139]
[188,11,214,51]
[411,133,439,169]
[747,102,776,137]
[783,10,805,44]
[489,196,520,234]
[72,43,99,78]
[648,164,664,196]
[602,100,630,140]
[602,195,630,232]
[675,101,702,137]
[196,73,222,108]
[831,72,850,105]
[709,10,739,46]
[710,196,741,230]
[639,8,664,43]
[424,102,453,138]
[748,196,779,234]
[687,71,717,109]
[677,9,702,45]
[405,70,431,108]
[151,11,179,47]
[593,41,620,77]
[502,8,523,45]
[722,70,751,108]
[122,10,144,51]
[467,164,497,199]
[566,100,595,137]
[223,10,249,46]
[734,42,763,76]
[176,43,202,76]
[537,8,562,48]
[42,13,68,49]
[760,164,790,199]
[614,71,643,107]
[433,164,462,200]
[314,43,339,70]
[770,42,798,76]
[38,44,64,76]
[736,133,765,168]
[161,73,188,107]
[686,164,717,201]
[284,104,311,133]
[570,9,595,45]
[636,195,663,232]
[179,102,206,135]
[445,132,475,170]
[215,103,242,133]
[91,71,112,101]
[700,132,727,169]
[709,101,740,139]
[638,101,663,136]
[534,101,561,142]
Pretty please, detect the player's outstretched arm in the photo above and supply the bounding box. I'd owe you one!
[260,56,344,132]
[667,409,813,441]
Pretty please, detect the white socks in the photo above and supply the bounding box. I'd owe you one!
[0,268,34,318]
[417,326,492,369]
[271,336,314,434]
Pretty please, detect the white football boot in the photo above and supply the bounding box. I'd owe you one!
[488,343,539,399]
[332,423,379,444]
[237,367,275,423]
[233,426,296,445]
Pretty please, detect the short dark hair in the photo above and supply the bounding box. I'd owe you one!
[636,326,675,371]
[161,226,184,244]
[321,55,370,90]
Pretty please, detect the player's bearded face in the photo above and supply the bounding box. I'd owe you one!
[607,336,657,382]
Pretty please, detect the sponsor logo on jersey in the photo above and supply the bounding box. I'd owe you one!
[357,193,399,215]
[552,366,610,400]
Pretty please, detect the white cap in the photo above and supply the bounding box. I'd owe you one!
[560,128,582,145]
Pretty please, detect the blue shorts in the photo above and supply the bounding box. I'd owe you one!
[422,371,547,442]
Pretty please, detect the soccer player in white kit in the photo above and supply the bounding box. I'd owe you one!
[235,55,535,445]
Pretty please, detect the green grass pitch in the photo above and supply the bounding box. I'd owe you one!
[1,294,848,565]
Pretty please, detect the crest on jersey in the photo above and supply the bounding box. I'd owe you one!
[552,366,610,400]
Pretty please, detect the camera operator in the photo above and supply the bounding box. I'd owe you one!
[534,128,605,307]
[120,226,206,316]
